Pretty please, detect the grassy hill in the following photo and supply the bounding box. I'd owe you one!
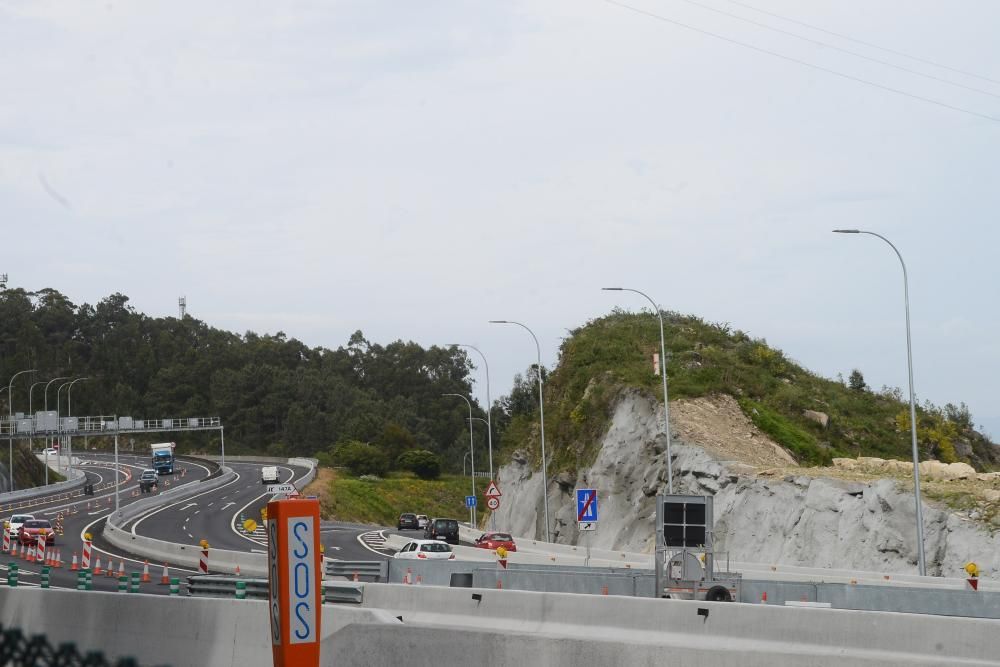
[0,444,64,492]
[306,468,487,525]
[498,310,998,475]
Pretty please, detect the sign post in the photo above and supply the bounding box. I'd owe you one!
[576,488,598,531]
[267,497,322,667]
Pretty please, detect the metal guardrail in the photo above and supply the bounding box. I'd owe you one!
[187,575,269,599]
[326,560,388,581]
[186,575,364,604]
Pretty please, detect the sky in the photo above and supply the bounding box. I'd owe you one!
[1,0,999,437]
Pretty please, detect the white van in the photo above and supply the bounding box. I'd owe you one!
[261,466,280,484]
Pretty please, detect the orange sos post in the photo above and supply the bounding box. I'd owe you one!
[267,498,322,667]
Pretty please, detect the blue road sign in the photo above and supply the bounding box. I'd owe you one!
[576,488,598,522]
[466,495,477,508]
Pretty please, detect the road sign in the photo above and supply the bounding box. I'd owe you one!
[266,498,322,667]
[465,495,477,508]
[576,488,598,523]
[484,480,502,498]
[486,497,500,511]
[267,483,296,494]
[578,522,597,531]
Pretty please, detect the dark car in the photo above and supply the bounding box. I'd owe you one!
[424,518,459,545]
[397,513,419,530]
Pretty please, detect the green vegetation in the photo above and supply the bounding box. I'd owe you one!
[317,470,483,525]
[0,446,63,490]
[0,287,487,471]
[494,310,998,474]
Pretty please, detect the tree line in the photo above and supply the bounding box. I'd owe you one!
[0,288,500,471]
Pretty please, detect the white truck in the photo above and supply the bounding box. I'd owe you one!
[150,442,176,475]
[261,466,280,484]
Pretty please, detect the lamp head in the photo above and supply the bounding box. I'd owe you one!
[601,287,623,291]
[488,320,508,324]
[832,229,860,234]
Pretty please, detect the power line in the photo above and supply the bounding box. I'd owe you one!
[726,0,1000,86]
[671,0,1000,100]
[602,0,1000,123]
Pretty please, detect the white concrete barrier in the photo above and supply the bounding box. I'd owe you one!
[354,583,1000,666]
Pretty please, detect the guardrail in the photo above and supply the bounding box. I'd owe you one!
[0,465,88,508]
[187,575,364,604]
[326,560,388,581]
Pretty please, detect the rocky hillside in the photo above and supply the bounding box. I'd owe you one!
[493,390,1000,579]
[497,311,998,474]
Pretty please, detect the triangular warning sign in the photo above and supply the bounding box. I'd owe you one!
[484,480,502,498]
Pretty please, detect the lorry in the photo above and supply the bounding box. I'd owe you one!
[150,442,176,475]
[261,466,280,484]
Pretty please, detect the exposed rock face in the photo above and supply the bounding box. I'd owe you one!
[802,409,829,428]
[494,391,1000,579]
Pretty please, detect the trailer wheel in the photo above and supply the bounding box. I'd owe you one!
[705,586,732,602]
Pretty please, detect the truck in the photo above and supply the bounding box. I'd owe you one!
[150,442,176,475]
[261,466,280,485]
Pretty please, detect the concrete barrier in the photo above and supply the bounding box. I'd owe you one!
[351,583,1000,666]
[0,586,398,667]
[0,463,87,505]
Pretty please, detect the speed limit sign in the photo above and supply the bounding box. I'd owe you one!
[487,497,500,511]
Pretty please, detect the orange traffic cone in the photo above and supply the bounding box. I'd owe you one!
[353,572,360,582]
[117,560,125,578]
[54,549,62,568]
[70,551,79,571]
[24,543,33,563]
[141,560,151,583]
[160,563,170,585]
[93,557,103,575]
[234,564,242,577]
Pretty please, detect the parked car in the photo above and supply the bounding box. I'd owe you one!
[474,532,517,552]
[138,469,159,493]
[4,514,34,539]
[423,518,460,545]
[41,447,59,457]
[18,519,55,546]
[394,539,455,560]
[416,514,429,529]
[397,513,420,530]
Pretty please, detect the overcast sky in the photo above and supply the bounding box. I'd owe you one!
[2,1,998,438]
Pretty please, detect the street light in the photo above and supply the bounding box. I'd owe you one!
[452,343,497,529]
[66,377,89,477]
[28,380,47,484]
[833,229,927,577]
[44,376,70,468]
[489,320,551,541]
[443,393,477,528]
[602,287,675,494]
[6,369,36,491]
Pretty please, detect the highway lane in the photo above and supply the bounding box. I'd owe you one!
[127,460,311,552]
[1,453,213,594]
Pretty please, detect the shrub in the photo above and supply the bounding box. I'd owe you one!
[396,449,442,480]
[331,440,389,477]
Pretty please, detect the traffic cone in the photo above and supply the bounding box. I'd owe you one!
[55,549,62,568]
[353,572,359,582]
[141,560,151,583]
[496,579,503,589]
[93,557,103,575]
[160,563,170,585]
[24,543,33,563]
[117,560,125,579]
[761,592,767,604]
[415,574,422,585]
[404,568,412,585]
[70,552,79,571]
[234,564,241,577]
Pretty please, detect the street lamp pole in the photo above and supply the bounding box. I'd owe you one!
[67,377,88,478]
[833,229,927,577]
[603,288,675,494]
[44,376,70,471]
[29,381,46,484]
[444,393,477,528]
[6,369,36,491]
[452,343,496,529]
[490,320,551,541]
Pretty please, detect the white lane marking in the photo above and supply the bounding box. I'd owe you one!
[227,465,296,548]
[220,502,235,511]
[128,471,242,536]
[356,530,393,556]
[207,502,214,507]
[80,516,201,575]
[179,502,198,511]
[193,510,200,515]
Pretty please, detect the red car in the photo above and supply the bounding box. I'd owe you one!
[18,519,55,546]
[474,532,516,552]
